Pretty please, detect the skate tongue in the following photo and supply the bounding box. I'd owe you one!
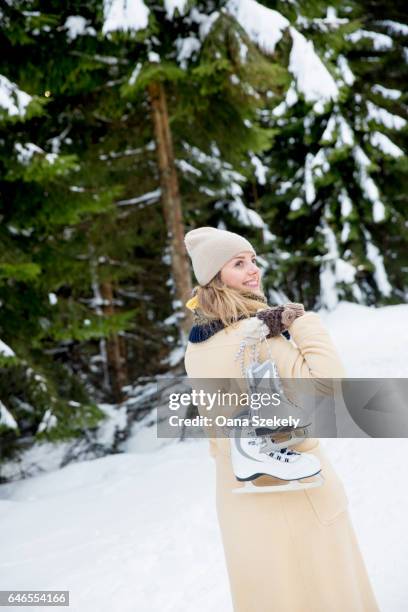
[255,426,281,436]
[260,436,291,453]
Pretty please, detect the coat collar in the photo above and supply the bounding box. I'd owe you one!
[187,292,268,343]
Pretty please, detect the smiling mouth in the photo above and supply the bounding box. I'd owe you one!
[244,280,259,287]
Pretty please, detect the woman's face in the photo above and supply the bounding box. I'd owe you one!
[220,251,262,294]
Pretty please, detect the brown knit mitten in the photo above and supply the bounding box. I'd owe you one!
[255,306,285,338]
[281,302,305,328]
[256,303,305,338]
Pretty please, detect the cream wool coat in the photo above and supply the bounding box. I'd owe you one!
[184,312,380,612]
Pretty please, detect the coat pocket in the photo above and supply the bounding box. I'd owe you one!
[304,455,349,526]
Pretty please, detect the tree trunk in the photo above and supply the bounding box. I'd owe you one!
[89,248,110,393]
[100,281,128,403]
[148,80,193,340]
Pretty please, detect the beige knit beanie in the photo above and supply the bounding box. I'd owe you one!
[184,226,256,286]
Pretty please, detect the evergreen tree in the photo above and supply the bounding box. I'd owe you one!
[233,0,407,308]
[0,0,287,460]
[100,0,288,345]
[345,0,408,303]
[0,2,114,457]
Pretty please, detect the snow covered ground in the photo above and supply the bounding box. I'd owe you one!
[318,301,408,377]
[0,301,407,612]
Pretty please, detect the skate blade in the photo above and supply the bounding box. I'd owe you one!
[232,473,325,494]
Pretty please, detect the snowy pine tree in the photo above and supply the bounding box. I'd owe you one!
[232,0,407,308]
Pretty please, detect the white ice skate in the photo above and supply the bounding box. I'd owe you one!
[231,324,323,493]
[230,427,324,494]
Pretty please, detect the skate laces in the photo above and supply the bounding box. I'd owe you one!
[259,438,300,462]
[266,447,300,463]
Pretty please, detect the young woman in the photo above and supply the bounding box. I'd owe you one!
[183,226,379,612]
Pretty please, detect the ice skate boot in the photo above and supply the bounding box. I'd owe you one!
[230,426,324,494]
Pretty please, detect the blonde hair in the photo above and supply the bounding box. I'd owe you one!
[194,273,267,327]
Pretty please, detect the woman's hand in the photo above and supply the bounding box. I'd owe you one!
[255,303,305,338]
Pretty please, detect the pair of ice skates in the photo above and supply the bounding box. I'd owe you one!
[230,333,324,494]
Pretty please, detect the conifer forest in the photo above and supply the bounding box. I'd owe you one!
[0,0,406,473]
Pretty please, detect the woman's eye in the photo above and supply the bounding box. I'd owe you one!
[235,259,257,267]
